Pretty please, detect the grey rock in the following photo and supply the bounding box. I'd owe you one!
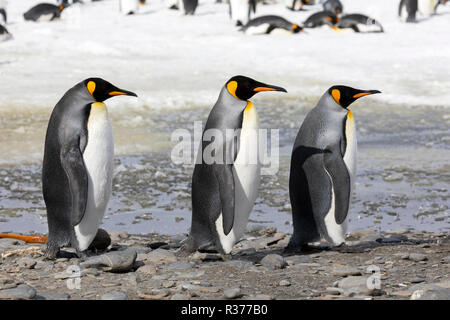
[260,254,287,270]
[408,253,428,262]
[285,255,313,265]
[411,287,450,300]
[0,284,36,300]
[247,294,273,300]
[80,248,137,272]
[337,276,383,296]
[279,280,291,287]
[383,173,403,182]
[101,291,127,300]
[167,261,195,271]
[36,292,70,300]
[224,288,242,299]
[324,287,344,295]
[441,256,450,264]
[410,278,425,284]
[332,265,362,277]
[17,257,37,269]
[145,248,177,264]
[136,264,157,275]
[171,293,191,300]
[223,260,254,269]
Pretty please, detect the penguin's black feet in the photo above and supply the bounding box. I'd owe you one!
[283,243,323,254]
[43,245,60,260]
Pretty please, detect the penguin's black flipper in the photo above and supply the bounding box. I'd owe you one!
[323,142,351,225]
[214,164,235,235]
[60,141,88,226]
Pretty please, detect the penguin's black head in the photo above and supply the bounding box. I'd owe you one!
[292,24,304,33]
[226,75,287,101]
[84,78,138,102]
[328,85,381,109]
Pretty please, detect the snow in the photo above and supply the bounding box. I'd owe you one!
[0,0,449,113]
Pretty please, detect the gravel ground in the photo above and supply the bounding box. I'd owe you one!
[0,228,449,300]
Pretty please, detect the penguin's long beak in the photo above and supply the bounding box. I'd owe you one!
[353,90,381,99]
[253,84,287,93]
[109,89,138,97]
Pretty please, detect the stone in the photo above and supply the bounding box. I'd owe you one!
[408,253,428,262]
[80,248,137,272]
[279,280,291,287]
[17,257,37,269]
[145,248,177,264]
[332,265,362,277]
[101,291,127,300]
[410,277,425,284]
[36,292,70,300]
[441,256,450,264]
[248,294,273,300]
[324,287,344,295]
[136,264,158,275]
[285,255,313,265]
[0,284,36,300]
[336,276,383,296]
[88,228,111,251]
[410,287,450,300]
[171,293,190,300]
[166,261,195,271]
[260,254,287,270]
[383,173,403,182]
[224,288,242,299]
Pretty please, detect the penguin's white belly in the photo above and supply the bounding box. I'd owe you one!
[74,103,114,251]
[120,0,139,15]
[215,103,260,253]
[323,112,356,245]
[230,0,250,25]
[37,13,55,22]
[245,23,271,35]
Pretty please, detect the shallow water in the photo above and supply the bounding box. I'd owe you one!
[0,97,448,235]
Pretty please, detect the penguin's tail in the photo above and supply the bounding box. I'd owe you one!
[0,233,48,244]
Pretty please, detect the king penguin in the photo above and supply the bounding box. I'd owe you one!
[240,15,303,35]
[23,3,67,22]
[288,86,380,250]
[185,76,287,254]
[42,78,137,259]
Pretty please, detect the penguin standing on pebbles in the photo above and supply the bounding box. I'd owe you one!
[185,76,287,254]
[42,78,137,259]
[288,86,380,251]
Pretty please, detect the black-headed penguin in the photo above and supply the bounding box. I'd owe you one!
[288,86,380,250]
[42,78,137,259]
[23,3,67,22]
[185,76,286,254]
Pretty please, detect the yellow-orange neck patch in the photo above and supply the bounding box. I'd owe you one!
[245,101,253,112]
[87,81,96,96]
[331,89,341,105]
[227,81,239,100]
[347,110,353,118]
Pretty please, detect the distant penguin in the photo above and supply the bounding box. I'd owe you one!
[181,0,198,15]
[120,0,140,15]
[241,15,303,35]
[229,0,257,26]
[336,14,384,33]
[165,0,181,10]
[23,3,66,22]
[285,0,310,11]
[185,76,287,254]
[435,0,449,11]
[399,0,418,22]
[303,10,339,28]
[42,78,137,259]
[322,0,343,15]
[58,0,83,5]
[288,86,380,250]
[0,23,11,41]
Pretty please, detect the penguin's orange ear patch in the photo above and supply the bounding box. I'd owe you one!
[331,89,341,104]
[87,81,96,96]
[59,5,64,11]
[227,81,239,99]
